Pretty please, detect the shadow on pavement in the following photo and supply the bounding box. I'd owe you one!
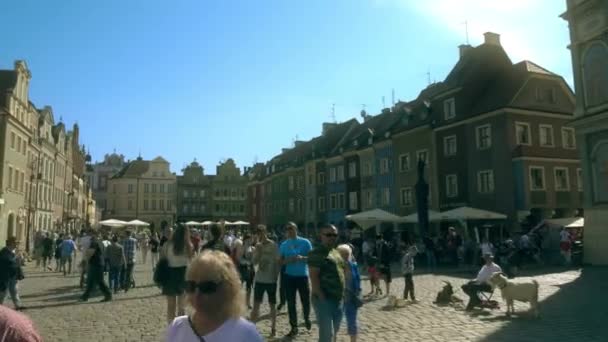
[21,285,80,299]
[478,267,608,342]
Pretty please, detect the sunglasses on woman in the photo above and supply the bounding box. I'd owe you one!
[185,280,220,294]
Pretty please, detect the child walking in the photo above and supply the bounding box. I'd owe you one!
[401,243,418,301]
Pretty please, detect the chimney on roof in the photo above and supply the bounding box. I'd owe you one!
[483,32,501,46]
[360,110,372,122]
[459,44,473,58]
[381,108,391,114]
[322,122,338,135]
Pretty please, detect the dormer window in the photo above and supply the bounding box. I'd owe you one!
[444,98,456,120]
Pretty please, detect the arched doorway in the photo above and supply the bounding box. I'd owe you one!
[7,213,15,239]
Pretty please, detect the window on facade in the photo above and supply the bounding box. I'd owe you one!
[144,183,149,193]
[380,158,389,174]
[382,188,390,205]
[128,184,134,193]
[297,199,303,213]
[366,162,373,176]
[288,176,294,190]
[446,174,458,198]
[348,191,357,210]
[318,172,325,185]
[240,204,244,213]
[562,128,576,149]
[577,168,583,192]
[215,204,220,212]
[417,150,429,166]
[8,167,13,189]
[516,122,532,145]
[400,188,412,207]
[329,168,336,182]
[443,135,457,156]
[476,125,492,149]
[128,200,133,210]
[10,132,15,149]
[348,162,357,178]
[444,98,456,120]
[318,197,326,212]
[337,165,345,181]
[399,154,411,172]
[17,136,21,154]
[539,125,554,147]
[144,200,149,210]
[477,170,495,194]
[338,193,345,209]
[366,190,373,207]
[289,199,295,213]
[159,200,165,210]
[554,167,570,191]
[159,184,165,193]
[330,194,337,210]
[151,200,157,210]
[308,174,314,186]
[530,167,545,191]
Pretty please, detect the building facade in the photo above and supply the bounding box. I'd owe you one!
[562,0,608,264]
[176,160,213,222]
[86,151,126,219]
[107,156,177,231]
[210,159,247,222]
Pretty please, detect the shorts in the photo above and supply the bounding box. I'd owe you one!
[368,266,379,280]
[560,241,571,252]
[239,265,255,290]
[253,282,277,304]
[379,265,392,283]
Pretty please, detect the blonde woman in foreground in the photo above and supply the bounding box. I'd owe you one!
[165,250,263,341]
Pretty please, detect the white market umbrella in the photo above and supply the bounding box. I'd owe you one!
[127,219,150,227]
[345,208,406,230]
[401,210,443,223]
[99,219,128,227]
[438,207,507,220]
[232,220,249,226]
[201,221,213,226]
[185,221,201,226]
[545,217,584,228]
[223,221,234,225]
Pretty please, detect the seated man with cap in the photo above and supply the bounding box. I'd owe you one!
[461,253,502,310]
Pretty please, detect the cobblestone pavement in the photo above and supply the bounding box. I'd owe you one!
[12,256,608,342]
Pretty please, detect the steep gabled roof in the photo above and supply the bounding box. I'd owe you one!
[111,159,150,179]
[515,60,554,75]
[443,43,512,89]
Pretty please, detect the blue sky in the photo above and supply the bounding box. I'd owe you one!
[0,0,571,174]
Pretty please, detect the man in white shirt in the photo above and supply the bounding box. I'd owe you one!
[461,254,502,310]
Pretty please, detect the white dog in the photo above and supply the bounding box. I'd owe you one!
[488,272,540,318]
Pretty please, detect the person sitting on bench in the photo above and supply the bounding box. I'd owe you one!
[462,254,502,311]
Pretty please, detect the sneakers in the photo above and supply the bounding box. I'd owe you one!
[100,297,112,303]
[277,303,284,311]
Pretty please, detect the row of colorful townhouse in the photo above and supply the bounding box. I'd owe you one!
[245,33,583,238]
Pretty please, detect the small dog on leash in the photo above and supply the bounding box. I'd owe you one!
[433,281,463,305]
[488,272,540,318]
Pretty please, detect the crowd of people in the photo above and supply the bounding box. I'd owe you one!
[0,219,580,342]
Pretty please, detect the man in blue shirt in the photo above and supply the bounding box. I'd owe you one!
[60,235,77,275]
[279,222,312,338]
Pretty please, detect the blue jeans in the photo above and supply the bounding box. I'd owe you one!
[312,297,343,342]
[108,266,122,291]
[343,301,359,336]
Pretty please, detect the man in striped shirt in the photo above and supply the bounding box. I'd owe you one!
[121,231,137,292]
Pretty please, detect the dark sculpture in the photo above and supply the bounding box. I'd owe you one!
[415,158,430,237]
